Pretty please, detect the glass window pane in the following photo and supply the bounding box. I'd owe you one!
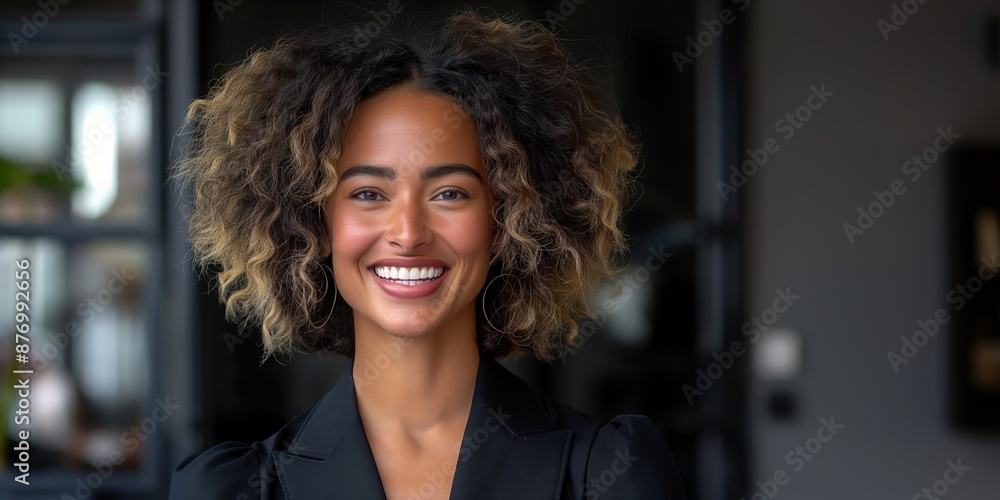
[0,58,152,225]
[1,237,150,472]
[0,80,63,166]
[71,83,120,219]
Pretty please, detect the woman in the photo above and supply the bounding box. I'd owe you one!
[170,9,685,499]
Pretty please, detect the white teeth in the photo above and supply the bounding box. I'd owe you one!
[373,266,445,282]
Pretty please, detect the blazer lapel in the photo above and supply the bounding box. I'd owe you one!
[274,365,388,499]
[448,358,571,499]
[274,357,571,499]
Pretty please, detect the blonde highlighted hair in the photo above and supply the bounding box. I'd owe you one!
[175,9,638,361]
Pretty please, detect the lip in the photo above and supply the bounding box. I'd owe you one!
[369,258,449,299]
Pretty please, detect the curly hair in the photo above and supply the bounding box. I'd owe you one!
[175,9,638,362]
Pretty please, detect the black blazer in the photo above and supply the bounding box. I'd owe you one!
[170,356,686,499]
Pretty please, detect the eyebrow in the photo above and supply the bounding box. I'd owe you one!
[339,164,483,182]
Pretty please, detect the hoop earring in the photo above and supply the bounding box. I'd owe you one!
[312,270,338,332]
[480,272,509,334]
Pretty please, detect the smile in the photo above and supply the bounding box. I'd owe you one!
[373,266,446,286]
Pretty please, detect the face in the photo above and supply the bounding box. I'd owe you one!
[325,85,495,341]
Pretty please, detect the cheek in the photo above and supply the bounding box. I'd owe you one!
[449,209,495,262]
[328,210,377,265]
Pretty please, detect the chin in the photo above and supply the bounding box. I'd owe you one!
[368,312,447,339]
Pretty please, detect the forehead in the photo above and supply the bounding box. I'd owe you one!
[338,87,482,173]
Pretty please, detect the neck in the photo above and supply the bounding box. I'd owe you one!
[351,309,480,433]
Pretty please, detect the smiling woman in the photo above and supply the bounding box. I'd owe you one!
[170,8,685,500]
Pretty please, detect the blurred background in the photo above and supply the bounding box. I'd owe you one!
[0,0,998,498]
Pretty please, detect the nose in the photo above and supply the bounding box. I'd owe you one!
[385,193,433,252]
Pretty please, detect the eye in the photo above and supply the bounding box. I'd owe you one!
[350,188,384,202]
[433,188,469,201]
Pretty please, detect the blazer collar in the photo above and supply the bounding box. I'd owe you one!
[274,356,572,499]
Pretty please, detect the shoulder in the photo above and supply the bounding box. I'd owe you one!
[169,408,313,500]
[485,361,685,498]
[582,414,686,499]
[169,441,262,500]
[541,399,686,499]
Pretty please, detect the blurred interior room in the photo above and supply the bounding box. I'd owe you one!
[0,0,998,498]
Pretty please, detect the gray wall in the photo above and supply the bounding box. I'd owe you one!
[744,1,1000,498]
